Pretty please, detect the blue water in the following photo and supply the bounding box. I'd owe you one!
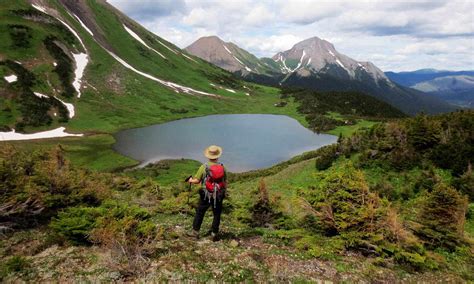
[113,114,337,172]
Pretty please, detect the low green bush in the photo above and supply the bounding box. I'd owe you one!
[0,256,31,280]
[0,146,111,228]
[49,207,104,244]
[315,144,338,171]
[50,200,153,245]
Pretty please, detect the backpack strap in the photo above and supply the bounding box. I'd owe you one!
[219,163,226,181]
[201,163,209,186]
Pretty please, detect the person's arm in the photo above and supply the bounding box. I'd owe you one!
[188,165,205,185]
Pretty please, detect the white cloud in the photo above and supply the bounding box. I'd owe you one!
[243,5,275,26]
[239,34,305,57]
[278,0,342,24]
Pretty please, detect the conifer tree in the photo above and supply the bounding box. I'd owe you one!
[416,182,468,250]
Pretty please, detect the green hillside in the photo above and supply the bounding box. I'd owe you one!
[1,111,472,282]
[0,0,302,136]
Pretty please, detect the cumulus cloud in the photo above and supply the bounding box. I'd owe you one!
[107,0,474,71]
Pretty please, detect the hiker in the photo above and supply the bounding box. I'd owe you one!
[187,145,227,240]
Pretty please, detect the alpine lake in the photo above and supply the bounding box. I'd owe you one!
[113,114,337,172]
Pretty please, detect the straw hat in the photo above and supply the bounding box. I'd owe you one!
[204,145,222,159]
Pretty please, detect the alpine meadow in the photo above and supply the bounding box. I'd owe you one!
[0,0,473,282]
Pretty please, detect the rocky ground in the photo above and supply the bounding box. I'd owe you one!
[1,225,468,283]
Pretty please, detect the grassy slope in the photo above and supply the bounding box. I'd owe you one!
[327,119,377,137]
[0,0,82,130]
[117,153,473,281]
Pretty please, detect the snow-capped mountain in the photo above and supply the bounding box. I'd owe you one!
[186,35,455,115]
[272,37,391,86]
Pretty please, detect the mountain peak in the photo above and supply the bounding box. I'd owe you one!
[192,35,225,45]
[186,36,265,74]
[271,36,390,84]
[293,36,335,51]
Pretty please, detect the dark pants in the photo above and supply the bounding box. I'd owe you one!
[192,189,224,234]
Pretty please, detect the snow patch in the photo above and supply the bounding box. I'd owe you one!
[105,50,217,97]
[181,53,198,63]
[328,50,335,57]
[232,55,243,65]
[31,4,215,99]
[225,88,236,93]
[72,53,88,98]
[281,59,291,73]
[55,15,85,48]
[227,48,253,73]
[32,92,75,118]
[274,54,283,63]
[0,127,82,141]
[53,62,57,67]
[55,97,75,118]
[14,61,22,65]
[156,39,178,54]
[32,4,89,99]
[357,62,367,71]
[335,59,345,68]
[335,58,352,76]
[290,50,306,72]
[72,13,94,37]
[4,75,17,83]
[34,92,49,99]
[123,25,166,59]
[307,58,312,66]
[223,45,232,54]
[245,92,250,96]
[210,83,216,87]
[31,4,47,13]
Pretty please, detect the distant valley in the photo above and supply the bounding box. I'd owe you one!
[386,69,474,107]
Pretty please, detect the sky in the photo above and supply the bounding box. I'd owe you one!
[107,0,474,72]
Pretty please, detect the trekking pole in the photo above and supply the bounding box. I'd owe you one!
[184,176,192,205]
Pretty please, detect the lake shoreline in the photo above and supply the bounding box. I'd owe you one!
[113,114,337,173]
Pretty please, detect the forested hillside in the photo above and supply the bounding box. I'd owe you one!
[281,88,406,133]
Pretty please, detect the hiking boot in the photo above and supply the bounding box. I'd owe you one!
[186,230,199,239]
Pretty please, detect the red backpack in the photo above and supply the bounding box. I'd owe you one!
[204,163,226,192]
